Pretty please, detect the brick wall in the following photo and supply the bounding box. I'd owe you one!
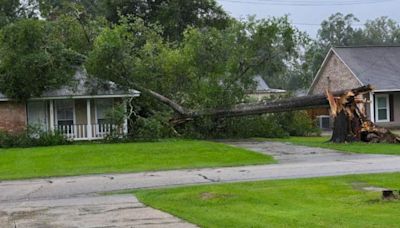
[0,101,27,134]
[309,52,362,95]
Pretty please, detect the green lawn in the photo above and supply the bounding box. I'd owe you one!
[264,136,400,155]
[136,173,400,228]
[0,140,274,180]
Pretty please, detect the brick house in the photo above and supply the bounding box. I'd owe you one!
[309,46,400,129]
[0,69,140,140]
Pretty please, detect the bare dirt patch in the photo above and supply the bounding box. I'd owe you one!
[200,192,234,200]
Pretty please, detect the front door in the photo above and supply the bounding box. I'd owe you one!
[27,101,48,131]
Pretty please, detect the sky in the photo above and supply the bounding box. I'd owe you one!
[217,0,400,37]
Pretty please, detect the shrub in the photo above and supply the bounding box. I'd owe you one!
[0,126,69,148]
[276,111,321,137]
[179,111,319,139]
[130,113,177,140]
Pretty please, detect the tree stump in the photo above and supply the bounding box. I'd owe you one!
[382,190,397,200]
[326,89,400,144]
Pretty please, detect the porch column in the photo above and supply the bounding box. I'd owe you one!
[49,100,55,132]
[123,101,128,135]
[369,92,375,123]
[86,99,92,139]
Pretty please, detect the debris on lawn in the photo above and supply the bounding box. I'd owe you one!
[382,190,399,201]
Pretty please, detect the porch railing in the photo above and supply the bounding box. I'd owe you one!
[55,124,124,140]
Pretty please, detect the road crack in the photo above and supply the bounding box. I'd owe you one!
[197,174,218,182]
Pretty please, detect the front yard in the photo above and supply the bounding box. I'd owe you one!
[264,137,400,155]
[136,173,400,228]
[0,140,274,180]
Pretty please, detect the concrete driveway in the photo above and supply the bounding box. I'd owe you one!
[226,141,393,164]
[0,195,196,228]
[1,141,400,227]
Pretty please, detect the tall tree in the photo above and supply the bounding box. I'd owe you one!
[0,19,83,100]
[86,16,303,111]
[0,0,39,28]
[362,17,400,45]
[318,13,361,47]
[98,0,231,41]
[38,0,100,20]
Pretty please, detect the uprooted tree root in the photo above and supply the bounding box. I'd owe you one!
[326,89,400,143]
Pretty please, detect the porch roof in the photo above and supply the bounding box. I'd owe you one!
[0,69,140,101]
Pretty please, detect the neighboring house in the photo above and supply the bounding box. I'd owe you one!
[0,69,140,140]
[247,75,286,101]
[309,46,400,129]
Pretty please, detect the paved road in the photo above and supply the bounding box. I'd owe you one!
[1,141,400,227]
[1,142,399,203]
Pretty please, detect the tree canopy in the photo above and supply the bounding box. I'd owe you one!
[0,1,400,106]
[0,19,82,100]
[86,16,303,109]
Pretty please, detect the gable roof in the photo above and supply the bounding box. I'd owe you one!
[253,75,286,93]
[0,69,140,101]
[333,46,400,91]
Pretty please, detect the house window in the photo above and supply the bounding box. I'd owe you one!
[375,94,390,122]
[55,100,74,127]
[27,101,48,131]
[96,99,113,125]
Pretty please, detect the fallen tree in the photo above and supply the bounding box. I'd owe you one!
[171,85,373,121]
[139,84,400,143]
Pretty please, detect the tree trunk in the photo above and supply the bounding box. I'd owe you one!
[170,85,373,123]
[331,110,350,143]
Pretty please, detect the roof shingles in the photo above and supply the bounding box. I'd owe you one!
[333,46,400,91]
[0,69,139,101]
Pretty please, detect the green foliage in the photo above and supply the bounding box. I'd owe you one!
[179,111,319,139]
[105,102,126,127]
[0,0,20,28]
[38,0,100,20]
[0,126,69,148]
[136,173,400,228]
[131,113,177,139]
[276,111,321,137]
[86,17,166,92]
[87,16,307,139]
[362,17,400,44]
[87,16,303,110]
[38,0,230,42]
[98,0,230,41]
[0,19,83,100]
[0,0,39,28]
[50,15,106,54]
[318,13,361,47]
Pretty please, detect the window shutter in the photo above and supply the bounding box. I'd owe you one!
[389,94,394,122]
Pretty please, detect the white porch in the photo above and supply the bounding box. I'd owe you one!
[27,98,128,140]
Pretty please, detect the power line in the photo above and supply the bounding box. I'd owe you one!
[219,0,398,6]
[293,22,364,27]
